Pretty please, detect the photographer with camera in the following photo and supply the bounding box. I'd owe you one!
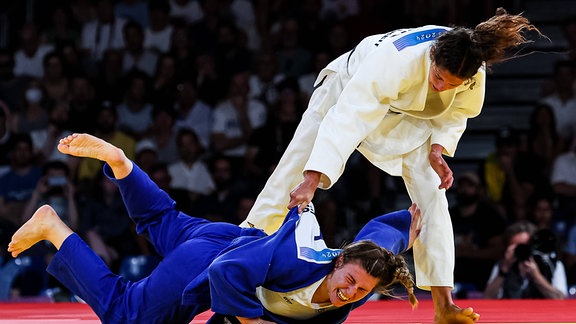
[484,220,567,299]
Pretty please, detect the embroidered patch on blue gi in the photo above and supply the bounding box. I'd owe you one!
[393,28,447,51]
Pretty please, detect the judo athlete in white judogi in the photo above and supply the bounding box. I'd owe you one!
[241,8,541,324]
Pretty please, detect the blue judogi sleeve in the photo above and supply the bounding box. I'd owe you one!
[354,209,411,254]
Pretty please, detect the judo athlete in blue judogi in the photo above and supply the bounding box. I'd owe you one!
[8,133,420,324]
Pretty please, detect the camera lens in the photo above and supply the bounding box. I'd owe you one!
[514,243,532,261]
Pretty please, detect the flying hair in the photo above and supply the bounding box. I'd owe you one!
[432,7,544,80]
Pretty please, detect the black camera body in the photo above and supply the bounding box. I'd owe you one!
[514,243,533,262]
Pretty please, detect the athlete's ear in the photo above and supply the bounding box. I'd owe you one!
[335,255,344,269]
[429,45,435,59]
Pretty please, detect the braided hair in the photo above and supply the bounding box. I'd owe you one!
[339,240,418,308]
[432,7,543,81]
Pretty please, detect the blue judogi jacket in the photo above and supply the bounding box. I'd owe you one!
[194,202,411,323]
[48,162,411,324]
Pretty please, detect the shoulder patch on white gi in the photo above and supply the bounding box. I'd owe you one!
[393,28,447,51]
[295,202,341,264]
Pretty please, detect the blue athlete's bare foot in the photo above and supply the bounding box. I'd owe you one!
[8,205,73,257]
[58,133,132,178]
[434,305,480,324]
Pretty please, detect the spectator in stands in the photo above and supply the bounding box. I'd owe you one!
[0,103,14,174]
[194,154,246,224]
[248,51,285,110]
[41,51,70,102]
[168,0,203,25]
[484,222,567,299]
[13,23,54,79]
[213,22,253,79]
[93,49,125,104]
[194,51,226,107]
[11,79,50,134]
[526,103,566,178]
[80,0,126,62]
[21,160,78,231]
[149,53,179,108]
[245,79,301,187]
[550,137,576,223]
[43,5,81,49]
[144,0,173,54]
[272,16,312,78]
[116,70,154,140]
[29,100,75,168]
[211,71,267,170]
[0,134,42,228]
[168,24,197,81]
[173,79,213,150]
[481,127,547,221]
[0,48,28,112]
[168,128,215,196]
[560,16,576,62]
[122,20,158,77]
[68,73,99,134]
[540,60,576,143]
[133,138,159,174]
[145,106,179,164]
[450,172,507,292]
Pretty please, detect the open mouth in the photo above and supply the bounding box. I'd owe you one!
[337,289,349,302]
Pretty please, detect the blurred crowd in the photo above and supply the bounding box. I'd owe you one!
[0,0,575,301]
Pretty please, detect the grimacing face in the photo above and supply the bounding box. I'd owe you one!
[325,259,379,307]
[428,62,465,92]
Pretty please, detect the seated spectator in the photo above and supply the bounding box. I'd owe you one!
[80,0,126,62]
[550,137,576,222]
[122,20,158,77]
[13,23,54,79]
[21,160,78,230]
[144,0,173,54]
[40,51,70,102]
[173,79,212,150]
[450,172,507,292]
[484,222,567,299]
[0,134,42,228]
[30,100,78,175]
[540,60,576,143]
[481,127,547,221]
[245,79,301,187]
[193,155,246,224]
[526,103,566,177]
[211,71,267,170]
[11,79,50,134]
[116,70,154,140]
[0,102,15,175]
[168,128,215,196]
[145,106,179,164]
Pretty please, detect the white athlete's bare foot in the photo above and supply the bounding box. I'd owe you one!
[8,205,72,257]
[58,133,122,162]
[434,305,480,324]
[58,133,132,178]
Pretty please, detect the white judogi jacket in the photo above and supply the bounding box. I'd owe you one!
[243,25,486,289]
